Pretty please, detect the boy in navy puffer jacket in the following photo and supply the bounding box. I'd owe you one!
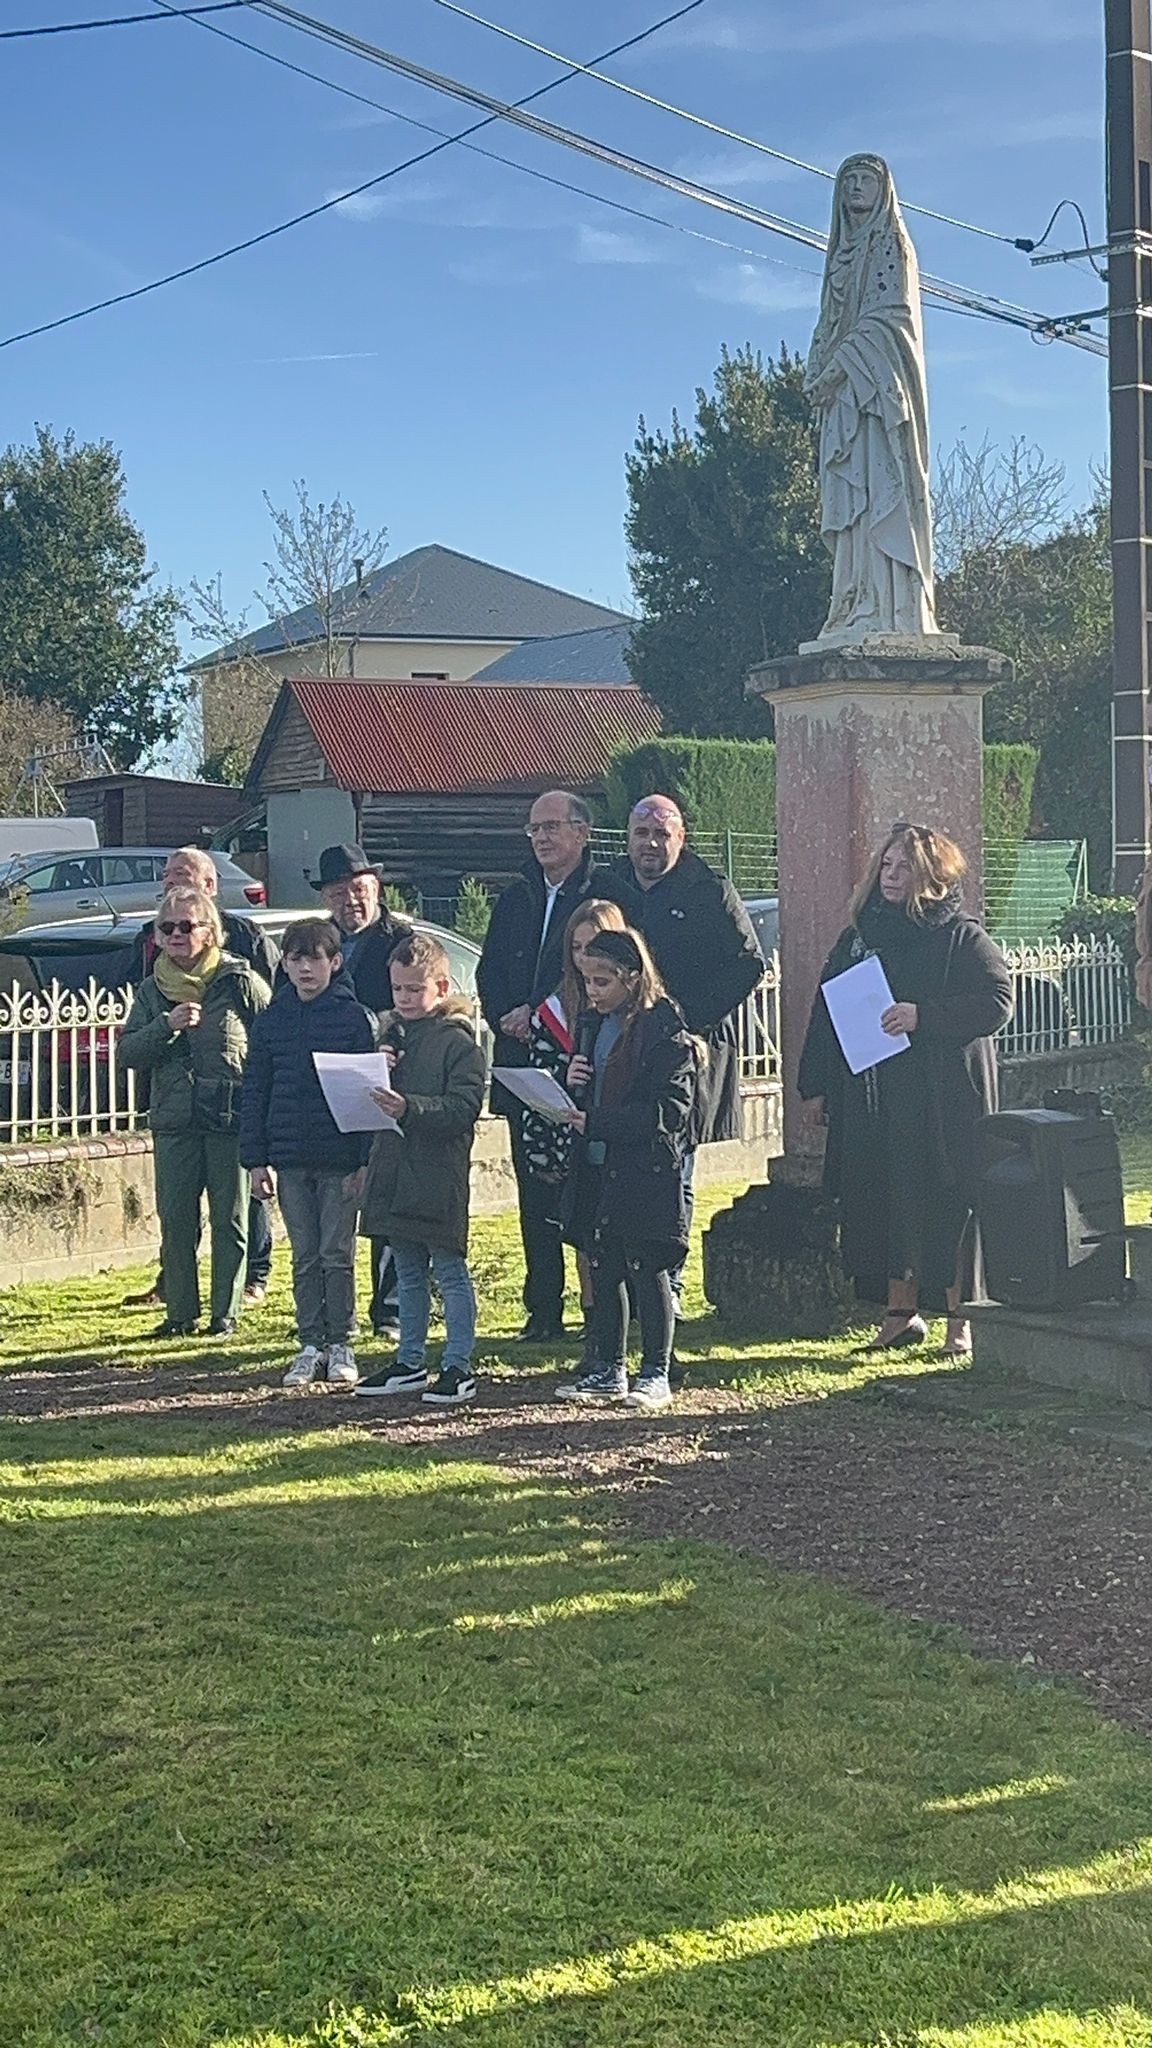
[239,918,374,1388]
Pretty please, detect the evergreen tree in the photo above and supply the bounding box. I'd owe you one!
[624,345,828,737]
[0,426,182,767]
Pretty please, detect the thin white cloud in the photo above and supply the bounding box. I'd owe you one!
[253,352,380,364]
[697,261,821,313]
[324,179,446,222]
[576,224,664,266]
[676,148,807,192]
[670,0,1091,52]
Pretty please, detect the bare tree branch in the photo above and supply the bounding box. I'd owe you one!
[259,482,389,679]
[933,436,1068,580]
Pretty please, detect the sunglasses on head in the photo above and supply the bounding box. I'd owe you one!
[158,918,206,936]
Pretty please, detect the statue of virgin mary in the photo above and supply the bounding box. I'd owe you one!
[805,154,941,641]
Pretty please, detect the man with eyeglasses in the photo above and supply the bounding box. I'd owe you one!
[478,790,618,1340]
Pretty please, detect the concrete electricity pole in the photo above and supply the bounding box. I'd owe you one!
[1108,0,1152,890]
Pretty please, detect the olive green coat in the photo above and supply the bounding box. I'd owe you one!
[120,955,270,1132]
[359,999,486,1256]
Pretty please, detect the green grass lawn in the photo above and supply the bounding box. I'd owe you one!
[4,1184,1152,2045]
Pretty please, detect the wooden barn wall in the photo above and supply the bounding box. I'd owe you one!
[360,793,529,892]
[258,700,328,792]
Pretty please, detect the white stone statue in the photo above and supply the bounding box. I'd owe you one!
[805,153,942,644]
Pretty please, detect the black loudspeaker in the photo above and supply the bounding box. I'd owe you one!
[974,1097,1126,1309]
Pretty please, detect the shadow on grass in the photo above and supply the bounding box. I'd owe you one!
[5,1424,1152,2047]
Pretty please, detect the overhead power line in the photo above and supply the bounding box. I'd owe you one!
[3,3,242,34]
[0,0,708,351]
[422,0,1016,249]
[0,0,1105,356]
[244,0,1107,355]
[144,0,823,281]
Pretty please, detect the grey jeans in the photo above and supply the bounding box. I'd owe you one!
[277,1167,359,1349]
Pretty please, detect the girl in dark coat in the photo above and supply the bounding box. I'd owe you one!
[554,927,697,1414]
[798,824,1012,1355]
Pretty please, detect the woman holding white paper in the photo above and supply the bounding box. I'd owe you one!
[798,824,1012,1354]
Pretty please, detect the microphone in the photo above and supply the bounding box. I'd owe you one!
[571,1010,597,1108]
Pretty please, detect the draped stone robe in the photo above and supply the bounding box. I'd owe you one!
[806,155,940,641]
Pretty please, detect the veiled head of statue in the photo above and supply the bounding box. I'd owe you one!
[835,154,891,232]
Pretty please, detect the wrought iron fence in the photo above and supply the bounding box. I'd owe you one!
[0,955,784,1147]
[999,936,1130,1060]
[0,978,140,1146]
[737,954,781,1086]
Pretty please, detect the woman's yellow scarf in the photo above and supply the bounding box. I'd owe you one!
[154,944,223,1007]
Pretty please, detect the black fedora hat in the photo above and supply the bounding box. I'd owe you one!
[310,843,383,892]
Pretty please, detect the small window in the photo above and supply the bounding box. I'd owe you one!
[410,671,449,681]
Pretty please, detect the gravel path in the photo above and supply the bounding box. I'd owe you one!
[4,1353,1152,1734]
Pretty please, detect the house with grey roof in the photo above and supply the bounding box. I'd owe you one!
[472,622,634,686]
[192,543,633,767]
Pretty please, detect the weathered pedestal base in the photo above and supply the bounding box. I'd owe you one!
[703,634,1010,1337]
[703,1180,855,1336]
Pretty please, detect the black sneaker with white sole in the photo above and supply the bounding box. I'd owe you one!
[353,1364,430,1397]
[421,1367,477,1407]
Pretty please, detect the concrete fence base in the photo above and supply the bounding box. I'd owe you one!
[0,1090,784,1292]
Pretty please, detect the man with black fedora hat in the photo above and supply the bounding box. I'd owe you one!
[312,843,413,1016]
[313,842,413,1333]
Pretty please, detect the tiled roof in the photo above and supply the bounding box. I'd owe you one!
[192,545,631,663]
[472,623,634,685]
[278,678,659,795]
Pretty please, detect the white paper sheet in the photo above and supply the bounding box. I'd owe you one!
[312,1051,403,1133]
[820,955,910,1076]
[491,1065,576,1122]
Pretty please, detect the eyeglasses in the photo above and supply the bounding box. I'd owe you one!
[158,919,207,936]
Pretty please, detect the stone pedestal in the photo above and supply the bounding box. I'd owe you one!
[703,637,1010,1333]
[752,637,1010,1169]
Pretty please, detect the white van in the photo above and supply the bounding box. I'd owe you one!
[0,816,98,866]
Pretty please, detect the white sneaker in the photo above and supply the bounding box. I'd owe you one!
[282,1345,325,1387]
[326,1343,359,1386]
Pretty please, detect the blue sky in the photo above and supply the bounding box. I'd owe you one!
[2,0,1107,638]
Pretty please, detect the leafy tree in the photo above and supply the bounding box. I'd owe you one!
[0,426,182,767]
[625,345,827,737]
[938,490,1112,883]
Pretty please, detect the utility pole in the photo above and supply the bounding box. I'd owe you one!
[1108,0,1152,890]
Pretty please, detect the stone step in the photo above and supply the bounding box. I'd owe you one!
[971,1297,1152,1408]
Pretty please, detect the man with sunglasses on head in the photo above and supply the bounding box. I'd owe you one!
[603,796,765,1324]
[478,790,621,1341]
[123,845,281,1311]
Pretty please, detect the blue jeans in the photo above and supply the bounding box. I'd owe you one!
[392,1240,476,1373]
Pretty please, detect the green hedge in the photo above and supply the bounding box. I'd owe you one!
[604,737,776,837]
[606,737,1038,910]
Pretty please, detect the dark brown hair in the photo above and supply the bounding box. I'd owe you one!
[282,916,343,961]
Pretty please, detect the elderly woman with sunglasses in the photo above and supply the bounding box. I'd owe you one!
[122,886,270,1339]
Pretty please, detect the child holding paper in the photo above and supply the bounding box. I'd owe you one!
[553,928,697,1414]
[354,933,487,1407]
[239,917,376,1387]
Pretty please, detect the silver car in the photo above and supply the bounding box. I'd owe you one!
[0,848,266,928]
